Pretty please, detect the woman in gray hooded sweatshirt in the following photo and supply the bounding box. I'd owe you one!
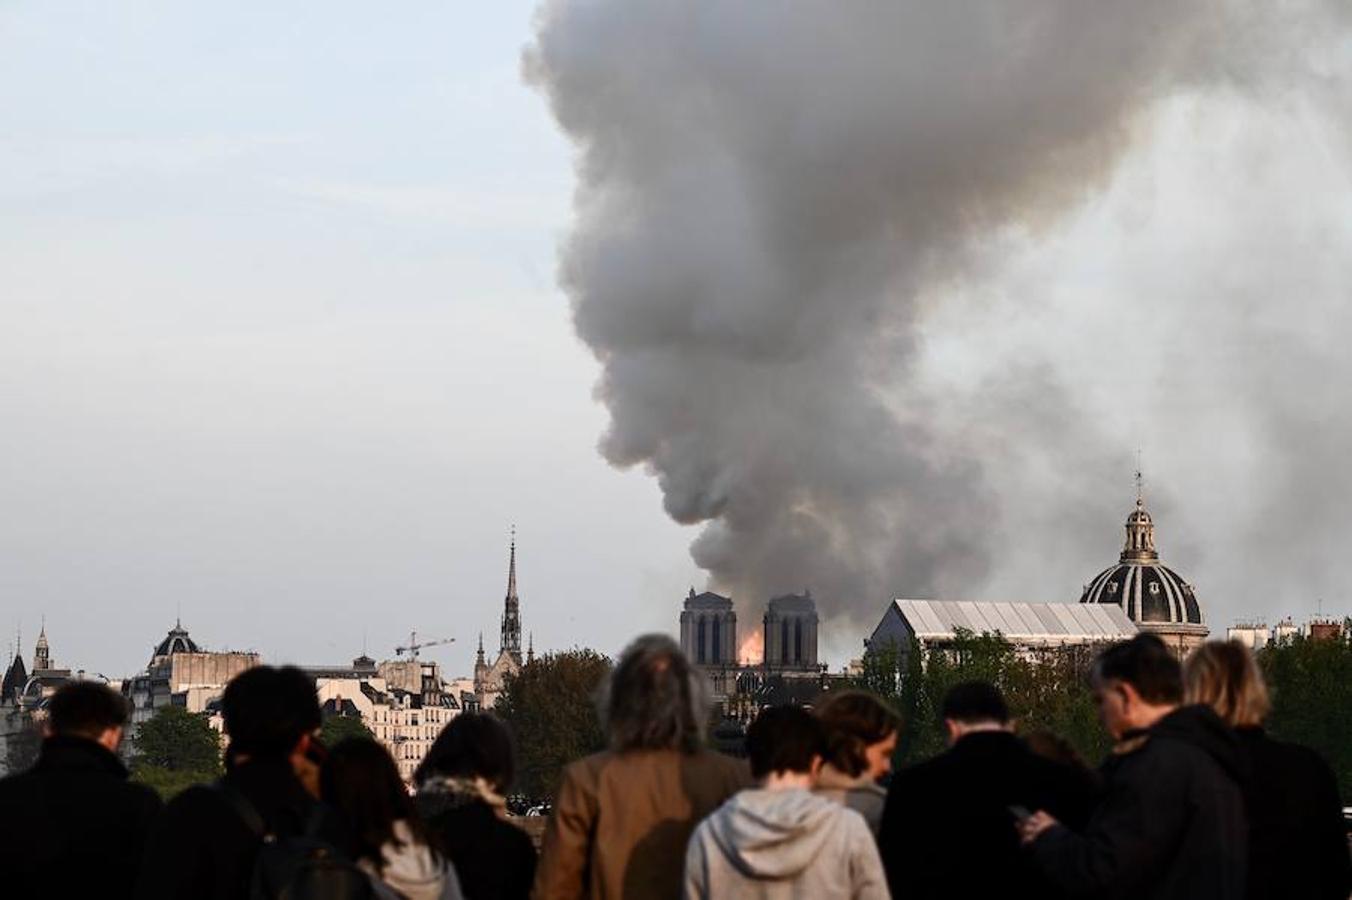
[683,706,890,900]
[322,738,465,900]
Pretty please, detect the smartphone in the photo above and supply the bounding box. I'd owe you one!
[1008,804,1033,822]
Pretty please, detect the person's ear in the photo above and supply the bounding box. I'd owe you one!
[97,725,123,753]
[809,755,824,780]
[943,719,961,745]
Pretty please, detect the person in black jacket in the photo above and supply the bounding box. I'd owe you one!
[877,681,1096,900]
[135,665,329,900]
[414,712,537,900]
[1184,640,1351,900]
[0,680,162,900]
[1020,633,1249,900]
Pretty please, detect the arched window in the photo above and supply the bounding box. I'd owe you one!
[696,617,706,664]
[794,619,803,663]
[780,620,789,665]
[712,617,722,664]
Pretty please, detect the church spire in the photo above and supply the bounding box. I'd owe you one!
[526,632,535,665]
[500,528,523,661]
[475,632,486,667]
[32,618,50,673]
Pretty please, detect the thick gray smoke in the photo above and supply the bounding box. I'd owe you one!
[526,2,1352,642]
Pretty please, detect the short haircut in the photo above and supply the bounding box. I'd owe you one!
[47,681,129,739]
[221,666,321,759]
[414,712,517,793]
[603,634,707,754]
[746,705,826,779]
[814,690,901,777]
[941,681,1010,725]
[1093,634,1183,705]
[1184,640,1270,728]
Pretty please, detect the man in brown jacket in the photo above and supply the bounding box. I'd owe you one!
[533,634,750,900]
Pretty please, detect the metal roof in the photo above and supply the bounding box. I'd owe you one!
[890,599,1137,642]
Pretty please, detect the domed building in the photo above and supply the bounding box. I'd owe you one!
[1080,495,1208,655]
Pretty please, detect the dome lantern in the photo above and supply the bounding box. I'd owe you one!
[1080,488,1209,655]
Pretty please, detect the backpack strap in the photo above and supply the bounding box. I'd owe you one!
[213,782,273,841]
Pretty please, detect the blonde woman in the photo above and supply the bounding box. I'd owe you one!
[1184,641,1350,900]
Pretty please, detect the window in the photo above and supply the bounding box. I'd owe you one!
[712,616,721,663]
[696,618,706,664]
[794,619,803,663]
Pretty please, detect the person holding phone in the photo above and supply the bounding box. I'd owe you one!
[1018,635,1248,900]
[877,681,1095,900]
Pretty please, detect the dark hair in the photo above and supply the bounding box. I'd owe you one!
[47,681,129,739]
[814,691,901,777]
[221,666,321,759]
[603,634,706,753]
[321,738,428,873]
[1093,634,1182,705]
[941,681,1010,725]
[746,705,827,779]
[414,713,516,793]
[1024,729,1089,770]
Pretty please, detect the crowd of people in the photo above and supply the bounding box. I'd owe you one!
[0,632,1347,900]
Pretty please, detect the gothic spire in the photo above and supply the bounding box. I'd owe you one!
[500,528,523,661]
[506,526,518,601]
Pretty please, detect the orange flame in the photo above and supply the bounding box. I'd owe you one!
[738,629,764,665]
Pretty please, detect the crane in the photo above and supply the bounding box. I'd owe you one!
[394,631,455,659]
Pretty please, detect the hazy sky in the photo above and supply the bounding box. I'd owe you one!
[5,3,1352,679]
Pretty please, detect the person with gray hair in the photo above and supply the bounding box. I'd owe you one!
[533,634,750,900]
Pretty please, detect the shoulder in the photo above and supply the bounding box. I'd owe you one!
[160,782,229,825]
[562,750,611,783]
[887,753,947,794]
[693,749,751,781]
[123,778,164,813]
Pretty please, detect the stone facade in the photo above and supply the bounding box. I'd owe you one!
[315,672,460,782]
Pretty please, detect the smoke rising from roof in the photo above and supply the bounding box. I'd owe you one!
[526,2,1352,640]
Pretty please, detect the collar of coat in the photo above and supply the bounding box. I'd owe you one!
[35,734,129,778]
[1110,730,1151,756]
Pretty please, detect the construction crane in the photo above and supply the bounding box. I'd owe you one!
[394,631,455,659]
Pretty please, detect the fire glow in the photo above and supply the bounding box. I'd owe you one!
[738,629,764,665]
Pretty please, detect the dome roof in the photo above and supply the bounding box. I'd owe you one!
[154,620,200,658]
[1080,498,1203,626]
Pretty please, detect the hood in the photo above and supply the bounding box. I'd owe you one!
[1151,704,1249,782]
[708,788,842,880]
[373,821,452,900]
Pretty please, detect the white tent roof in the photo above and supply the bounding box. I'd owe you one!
[890,598,1137,642]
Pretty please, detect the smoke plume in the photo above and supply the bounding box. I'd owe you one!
[526,2,1352,643]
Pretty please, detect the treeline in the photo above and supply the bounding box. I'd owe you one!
[855,625,1352,799]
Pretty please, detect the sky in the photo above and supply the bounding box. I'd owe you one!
[4,3,1352,679]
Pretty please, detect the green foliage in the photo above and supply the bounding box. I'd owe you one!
[320,714,375,748]
[130,705,222,799]
[131,764,213,800]
[1258,627,1352,801]
[857,630,1108,769]
[495,648,612,801]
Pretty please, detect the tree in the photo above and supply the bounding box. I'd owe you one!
[321,713,375,748]
[1259,628,1352,801]
[131,705,222,799]
[495,649,611,801]
[854,630,1108,769]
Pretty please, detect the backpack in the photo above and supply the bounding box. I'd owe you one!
[213,783,377,900]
